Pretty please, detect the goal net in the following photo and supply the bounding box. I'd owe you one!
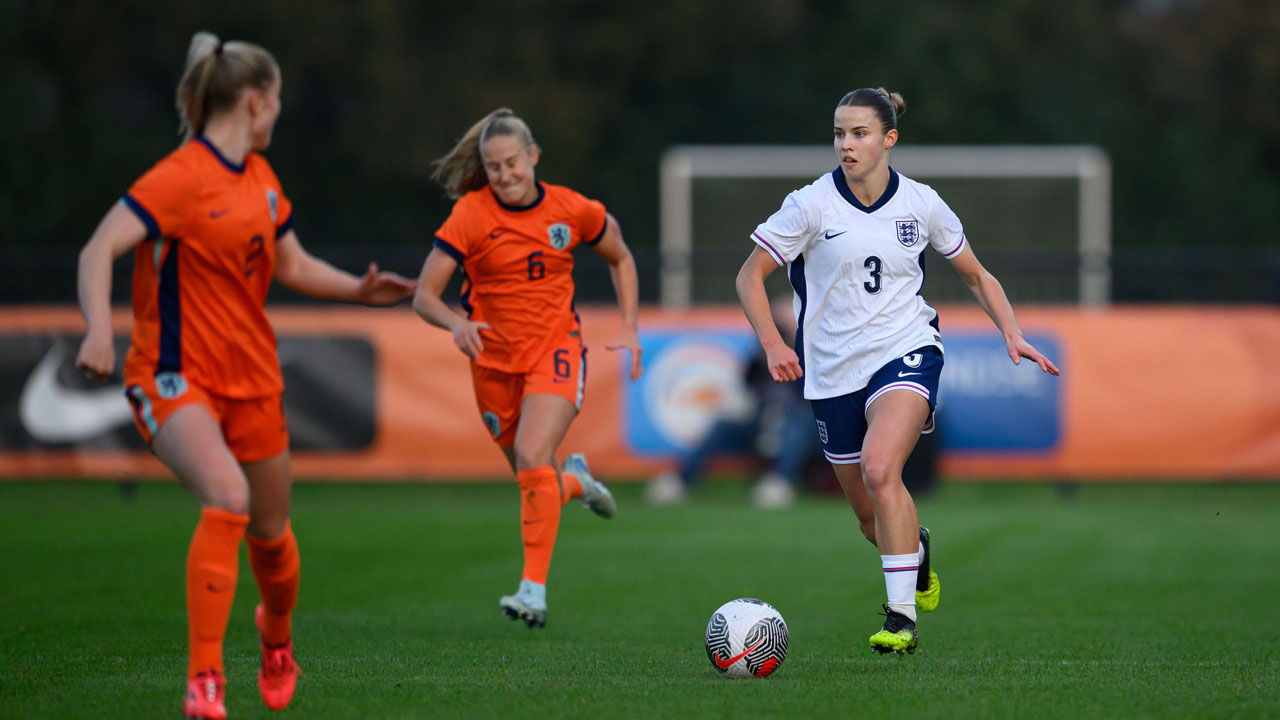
[658,145,1110,307]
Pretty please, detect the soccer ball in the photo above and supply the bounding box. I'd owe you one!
[704,598,788,678]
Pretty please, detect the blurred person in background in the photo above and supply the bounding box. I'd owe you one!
[646,299,823,508]
[413,108,643,630]
[74,32,415,720]
[735,88,1058,656]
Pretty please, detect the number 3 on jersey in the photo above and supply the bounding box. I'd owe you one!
[863,255,882,294]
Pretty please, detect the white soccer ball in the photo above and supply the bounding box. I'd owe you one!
[704,598,788,678]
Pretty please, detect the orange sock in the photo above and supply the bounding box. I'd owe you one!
[247,523,300,646]
[186,507,249,677]
[517,466,562,584]
[560,472,583,507]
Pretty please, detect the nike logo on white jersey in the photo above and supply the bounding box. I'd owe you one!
[897,371,922,377]
[824,230,847,239]
[19,344,132,443]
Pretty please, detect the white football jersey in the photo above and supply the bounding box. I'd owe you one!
[751,168,967,400]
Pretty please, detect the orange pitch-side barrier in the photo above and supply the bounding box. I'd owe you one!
[2,305,1278,480]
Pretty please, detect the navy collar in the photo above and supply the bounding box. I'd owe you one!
[490,182,545,212]
[831,166,898,213]
[195,135,246,174]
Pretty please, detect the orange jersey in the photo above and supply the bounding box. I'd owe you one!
[434,182,607,373]
[121,137,294,398]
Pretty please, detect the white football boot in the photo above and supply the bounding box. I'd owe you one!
[563,453,616,519]
[499,579,548,629]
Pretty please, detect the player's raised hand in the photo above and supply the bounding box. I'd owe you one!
[356,262,417,305]
[452,320,491,360]
[605,328,644,381]
[765,341,803,383]
[75,331,115,382]
[1007,334,1060,376]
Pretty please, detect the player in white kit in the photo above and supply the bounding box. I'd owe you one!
[735,88,1059,654]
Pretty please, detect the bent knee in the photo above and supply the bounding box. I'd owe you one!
[512,443,555,471]
[860,456,903,495]
[204,483,250,515]
[248,514,289,539]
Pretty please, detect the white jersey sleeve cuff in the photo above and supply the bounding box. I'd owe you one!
[752,231,787,265]
[941,234,967,259]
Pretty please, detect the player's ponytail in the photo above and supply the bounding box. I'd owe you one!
[176,31,279,142]
[837,87,906,135]
[431,108,538,198]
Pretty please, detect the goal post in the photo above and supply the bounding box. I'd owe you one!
[659,144,1111,308]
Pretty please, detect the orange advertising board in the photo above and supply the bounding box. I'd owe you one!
[1,305,1277,480]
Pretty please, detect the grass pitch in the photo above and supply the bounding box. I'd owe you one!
[2,479,1278,719]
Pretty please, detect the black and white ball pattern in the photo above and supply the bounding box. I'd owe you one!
[704,598,788,678]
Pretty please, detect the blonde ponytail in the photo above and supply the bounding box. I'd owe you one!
[175,31,278,142]
[431,108,537,198]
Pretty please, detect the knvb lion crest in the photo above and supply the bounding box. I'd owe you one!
[155,371,188,400]
[547,223,571,250]
[896,219,920,247]
[483,412,501,437]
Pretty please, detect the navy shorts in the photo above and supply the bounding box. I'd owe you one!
[809,346,943,465]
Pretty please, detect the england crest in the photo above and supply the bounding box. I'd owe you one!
[547,223,571,250]
[895,219,920,247]
[816,419,828,444]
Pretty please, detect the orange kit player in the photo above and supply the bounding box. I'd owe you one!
[413,108,644,629]
[74,33,415,720]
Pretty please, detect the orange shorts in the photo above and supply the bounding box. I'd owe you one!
[124,371,289,463]
[471,335,587,448]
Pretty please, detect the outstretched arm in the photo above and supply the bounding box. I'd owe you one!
[274,231,415,305]
[736,246,802,382]
[948,245,1059,375]
[76,203,149,381]
[590,214,643,381]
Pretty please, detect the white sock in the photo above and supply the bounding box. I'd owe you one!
[881,553,918,622]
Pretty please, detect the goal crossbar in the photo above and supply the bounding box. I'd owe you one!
[659,144,1111,307]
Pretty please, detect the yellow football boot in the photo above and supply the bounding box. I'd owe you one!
[869,605,919,654]
[916,526,941,613]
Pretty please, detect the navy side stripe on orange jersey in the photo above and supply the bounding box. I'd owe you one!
[157,240,182,372]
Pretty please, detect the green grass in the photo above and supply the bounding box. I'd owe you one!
[2,480,1278,719]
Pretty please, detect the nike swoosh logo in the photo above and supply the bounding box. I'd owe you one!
[209,208,230,218]
[824,230,846,239]
[489,229,509,239]
[19,343,132,443]
[898,371,922,377]
[713,640,761,669]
